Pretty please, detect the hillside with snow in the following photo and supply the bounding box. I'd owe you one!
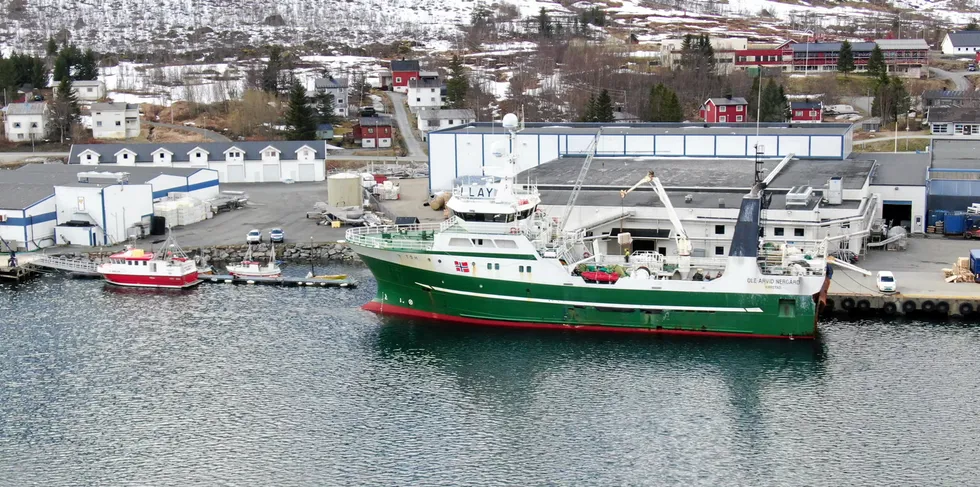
[0,0,566,53]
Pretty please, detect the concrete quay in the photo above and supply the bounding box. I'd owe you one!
[826,237,980,317]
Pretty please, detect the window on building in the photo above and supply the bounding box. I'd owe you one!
[96,121,102,127]
[368,128,374,134]
[196,152,202,158]
[115,121,121,126]
[17,134,23,139]
[13,122,20,128]
[416,98,421,102]
[123,153,129,159]
[810,110,817,117]
[736,116,743,122]
[795,110,804,116]
[86,154,92,160]
[395,77,402,83]
[794,228,805,237]
[719,116,727,122]
[715,225,725,235]
[448,120,454,124]
[30,122,37,128]
[715,246,724,255]
[774,227,784,236]
[736,105,743,112]
[430,97,435,102]
[719,106,727,112]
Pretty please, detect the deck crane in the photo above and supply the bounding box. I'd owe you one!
[619,171,692,257]
[558,128,602,234]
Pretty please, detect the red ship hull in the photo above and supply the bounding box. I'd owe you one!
[102,271,200,289]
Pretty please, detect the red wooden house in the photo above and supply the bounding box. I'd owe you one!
[790,101,822,123]
[699,96,748,123]
[353,116,393,148]
[389,59,420,94]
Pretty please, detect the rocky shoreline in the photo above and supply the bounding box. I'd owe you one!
[62,242,360,266]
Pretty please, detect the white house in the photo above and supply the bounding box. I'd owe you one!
[407,78,444,111]
[417,109,476,140]
[72,80,106,102]
[67,141,327,183]
[314,76,350,117]
[3,102,48,142]
[940,31,980,55]
[91,103,141,139]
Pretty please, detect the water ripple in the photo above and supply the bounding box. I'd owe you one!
[1,270,979,486]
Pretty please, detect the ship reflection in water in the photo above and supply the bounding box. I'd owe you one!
[0,273,978,486]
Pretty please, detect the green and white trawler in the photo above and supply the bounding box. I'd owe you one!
[347,114,853,339]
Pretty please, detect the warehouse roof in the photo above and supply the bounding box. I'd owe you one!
[928,106,980,123]
[791,42,875,53]
[931,139,980,169]
[68,141,324,164]
[873,39,929,50]
[434,122,854,136]
[851,152,930,186]
[0,183,57,209]
[536,188,861,211]
[519,156,872,192]
[418,109,476,121]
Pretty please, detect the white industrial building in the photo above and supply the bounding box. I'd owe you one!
[90,102,141,139]
[72,80,107,102]
[427,122,856,192]
[67,141,326,183]
[3,102,48,142]
[0,164,219,249]
[521,155,881,258]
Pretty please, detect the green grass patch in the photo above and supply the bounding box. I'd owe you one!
[854,138,931,152]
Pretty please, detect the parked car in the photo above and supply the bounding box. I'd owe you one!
[969,63,977,72]
[246,229,262,244]
[876,271,897,293]
[270,228,284,243]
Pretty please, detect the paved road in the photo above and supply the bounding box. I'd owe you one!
[0,151,69,164]
[384,92,425,158]
[929,67,971,92]
[147,121,231,142]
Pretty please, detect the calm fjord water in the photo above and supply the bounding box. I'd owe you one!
[1,266,979,486]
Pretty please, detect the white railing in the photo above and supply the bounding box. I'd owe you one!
[33,256,98,273]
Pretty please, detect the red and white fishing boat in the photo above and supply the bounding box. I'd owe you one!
[97,233,200,289]
[226,241,282,278]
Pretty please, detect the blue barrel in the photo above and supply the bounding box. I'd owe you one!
[944,212,967,235]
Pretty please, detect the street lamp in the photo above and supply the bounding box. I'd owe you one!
[803,29,814,77]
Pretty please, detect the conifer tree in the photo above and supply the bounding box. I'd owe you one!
[285,81,317,140]
[580,94,597,122]
[837,40,856,76]
[663,90,683,122]
[46,37,58,57]
[51,77,80,143]
[77,49,99,80]
[595,89,614,122]
[867,45,886,78]
[445,54,468,109]
[648,83,667,122]
[746,74,761,122]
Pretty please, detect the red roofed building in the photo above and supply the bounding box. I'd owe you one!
[389,59,421,94]
[699,96,748,123]
[790,101,823,123]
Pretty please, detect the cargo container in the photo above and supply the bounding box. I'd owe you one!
[971,249,980,274]
[928,209,948,227]
[944,212,967,235]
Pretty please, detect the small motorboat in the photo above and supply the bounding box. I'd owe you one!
[305,272,348,280]
[581,270,620,284]
[227,242,282,278]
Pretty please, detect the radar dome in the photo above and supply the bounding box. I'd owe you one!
[502,113,519,130]
[491,141,507,158]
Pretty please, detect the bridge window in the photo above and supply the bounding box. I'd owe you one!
[715,246,724,255]
[493,240,518,249]
[519,266,524,272]
[448,238,472,247]
[794,228,805,237]
[774,227,785,236]
[494,263,500,270]
[714,225,725,235]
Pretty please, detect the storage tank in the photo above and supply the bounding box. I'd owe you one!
[944,212,967,235]
[327,173,363,208]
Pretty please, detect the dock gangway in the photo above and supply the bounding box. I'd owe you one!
[31,256,99,274]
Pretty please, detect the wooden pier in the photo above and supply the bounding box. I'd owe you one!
[0,265,38,283]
